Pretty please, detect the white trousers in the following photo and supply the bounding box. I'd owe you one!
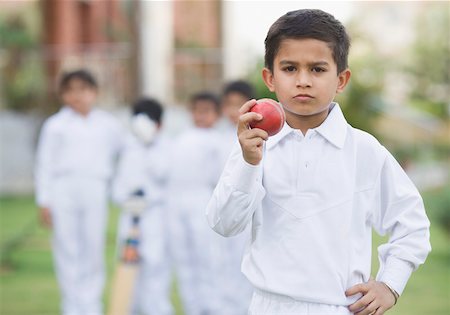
[117,207,173,315]
[218,230,253,315]
[51,177,108,315]
[248,289,352,315]
[173,210,223,315]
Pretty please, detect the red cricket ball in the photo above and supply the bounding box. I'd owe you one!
[249,98,286,136]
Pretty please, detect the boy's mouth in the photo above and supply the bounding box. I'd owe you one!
[294,94,314,101]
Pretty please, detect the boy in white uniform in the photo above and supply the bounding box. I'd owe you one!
[112,98,173,315]
[206,9,431,315]
[35,69,123,315]
[167,92,224,315]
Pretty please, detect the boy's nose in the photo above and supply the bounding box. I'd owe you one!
[296,71,312,88]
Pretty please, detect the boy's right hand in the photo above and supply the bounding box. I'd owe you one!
[237,99,269,165]
[39,207,52,229]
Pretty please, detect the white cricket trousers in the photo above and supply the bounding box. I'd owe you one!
[51,176,108,315]
[248,289,352,315]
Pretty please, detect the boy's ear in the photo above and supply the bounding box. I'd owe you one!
[262,68,276,92]
[336,69,351,94]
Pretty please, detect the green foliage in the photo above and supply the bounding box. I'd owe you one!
[405,4,450,120]
[0,6,47,112]
[423,184,450,235]
[246,59,277,100]
[335,23,388,138]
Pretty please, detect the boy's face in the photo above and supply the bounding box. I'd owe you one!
[192,100,220,128]
[262,38,350,126]
[61,78,97,116]
[222,92,249,125]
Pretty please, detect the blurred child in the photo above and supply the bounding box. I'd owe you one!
[221,80,256,130]
[112,98,173,315]
[35,69,124,315]
[218,80,256,314]
[167,92,224,315]
[207,9,431,315]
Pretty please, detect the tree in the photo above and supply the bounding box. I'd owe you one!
[406,3,450,120]
[0,5,46,112]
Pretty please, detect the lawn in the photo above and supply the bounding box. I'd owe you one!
[0,192,449,315]
[0,196,183,315]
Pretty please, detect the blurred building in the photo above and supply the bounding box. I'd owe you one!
[138,1,223,105]
[41,0,135,109]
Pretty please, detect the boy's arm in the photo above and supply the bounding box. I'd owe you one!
[205,142,265,236]
[206,99,267,236]
[373,149,431,296]
[347,149,431,315]
[111,142,146,206]
[34,122,58,228]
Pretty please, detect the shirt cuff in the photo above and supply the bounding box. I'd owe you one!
[36,192,50,208]
[229,155,262,193]
[377,256,414,295]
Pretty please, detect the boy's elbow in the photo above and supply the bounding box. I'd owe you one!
[206,212,239,237]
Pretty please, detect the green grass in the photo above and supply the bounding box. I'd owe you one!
[1,194,449,315]
[0,196,184,315]
[371,226,450,315]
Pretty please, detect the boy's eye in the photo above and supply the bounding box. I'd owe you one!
[312,67,326,73]
[283,66,296,72]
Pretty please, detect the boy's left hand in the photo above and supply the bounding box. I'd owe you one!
[346,278,396,315]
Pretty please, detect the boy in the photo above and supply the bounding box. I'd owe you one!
[112,98,173,315]
[35,69,124,315]
[206,9,431,315]
[167,92,225,315]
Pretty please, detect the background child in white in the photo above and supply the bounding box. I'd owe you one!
[167,91,225,315]
[206,9,431,315]
[35,69,124,315]
[218,80,256,314]
[112,98,173,315]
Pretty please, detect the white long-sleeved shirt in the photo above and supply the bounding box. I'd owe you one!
[35,106,123,207]
[168,127,224,213]
[206,103,431,306]
[112,133,170,208]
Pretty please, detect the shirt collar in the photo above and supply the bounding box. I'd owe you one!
[314,103,348,149]
[266,103,348,150]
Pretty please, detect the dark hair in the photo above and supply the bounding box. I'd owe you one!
[264,9,350,74]
[190,91,221,113]
[133,97,164,124]
[59,69,98,91]
[223,80,256,100]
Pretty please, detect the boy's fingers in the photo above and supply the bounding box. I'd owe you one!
[348,293,374,312]
[40,207,52,229]
[346,283,368,296]
[237,112,263,134]
[239,128,269,142]
[355,300,379,315]
[244,137,265,149]
[238,99,257,114]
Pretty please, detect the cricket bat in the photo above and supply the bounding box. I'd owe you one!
[108,190,146,315]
